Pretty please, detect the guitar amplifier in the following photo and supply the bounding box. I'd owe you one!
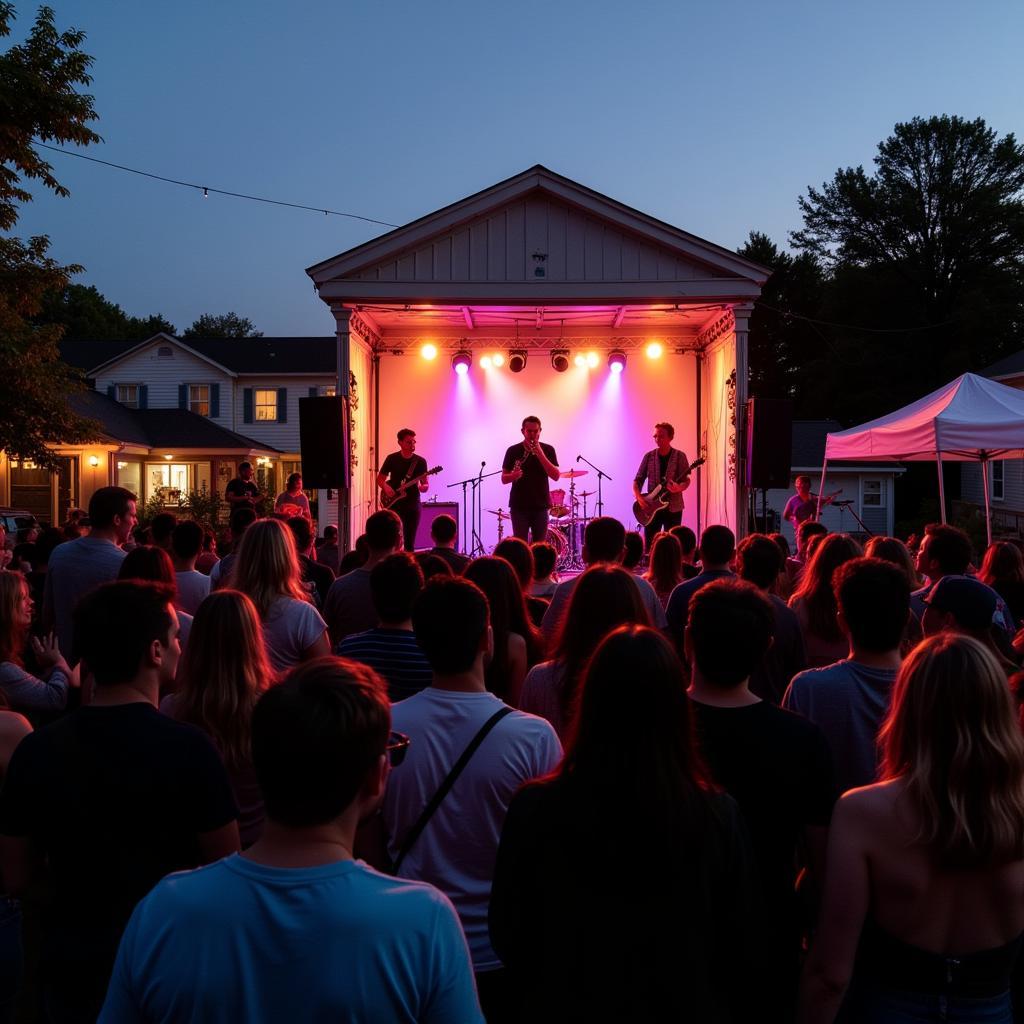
[414,502,460,551]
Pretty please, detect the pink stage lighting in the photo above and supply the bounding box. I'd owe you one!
[452,350,472,375]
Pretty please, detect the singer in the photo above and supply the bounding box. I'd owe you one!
[501,415,560,542]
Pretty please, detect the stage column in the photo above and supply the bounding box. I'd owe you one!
[734,304,752,538]
[330,303,353,552]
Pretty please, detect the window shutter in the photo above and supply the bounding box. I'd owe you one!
[106,385,115,400]
[178,384,188,410]
[277,387,287,423]
[308,386,318,398]
[210,383,220,418]
[139,385,148,409]
[243,388,254,424]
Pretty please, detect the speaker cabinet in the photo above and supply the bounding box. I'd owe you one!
[299,396,348,489]
[745,398,793,490]
[415,502,460,551]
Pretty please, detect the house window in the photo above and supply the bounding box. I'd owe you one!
[863,479,885,508]
[255,389,278,421]
[992,462,1005,502]
[189,384,210,417]
[321,386,337,397]
[117,384,139,409]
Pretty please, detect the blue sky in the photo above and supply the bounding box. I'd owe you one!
[13,0,1024,335]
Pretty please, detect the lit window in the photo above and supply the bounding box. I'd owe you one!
[992,462,1005,502]
[863,479,884,507]
[117,384,139,409]
[189,384,210,417]
[322,386,337,397]
[255,389,278,421]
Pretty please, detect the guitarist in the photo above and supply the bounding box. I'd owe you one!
[633,422,691,550]
[378,429,429,551]
[782,475,835,533]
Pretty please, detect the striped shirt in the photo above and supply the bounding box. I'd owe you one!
[335,628,433,703]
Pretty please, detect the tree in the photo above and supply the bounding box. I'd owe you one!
[37,283,176,340]
[182,312,262,339]
[0,4,102,467]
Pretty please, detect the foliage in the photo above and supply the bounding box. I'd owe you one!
[137,492,166,529]
[176,485,222,532]
[37,283,175,340]
[181,312,262,339]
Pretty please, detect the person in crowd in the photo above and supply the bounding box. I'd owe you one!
[621,531,644,573]
[528,541,558,598]
[119,545,196,652]
[314,524,341,576]
[325,511,402,645]
[0,580,239,1022]
[274,472,311,519]
[0,570,74,714]
[287,515,334,608]
[23,527,65,624]
[417,553,455,581]
[912,523,973,617]
[643,531,684,609]
[736,533,807,703]
[102,657,482,1024]
[669,524,701,579]
[426,514,470,575]
[664,524,736,650]
[980,540,1024,630]
[785,519,828,593]
[164,590,272,848]
[491,625,758,1022]
[493,538,548,628]
[195,529,219,576]
[788,533,863,668]
[463,556,541,705]
[520,564,650,739]
[170,519,211,615]
[800,635,1024,1023]
[150,513,177,554]
[864,535,924,653]
[784,557,909,794]
[43,486,136,661]
[335,553,433,703]
[210,505,258,589]
[338,533,371,577]
[541,517,667,643]
[377,577,561,1020]
[224,461,262,511]
[229,519,329,674]
[686,579,834,1019]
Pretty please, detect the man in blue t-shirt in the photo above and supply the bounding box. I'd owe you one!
[100,658,482,1024]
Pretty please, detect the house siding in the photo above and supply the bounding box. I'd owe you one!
[962,461,1024,511]
[234,376,334,453]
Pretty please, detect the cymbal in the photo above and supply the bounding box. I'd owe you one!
[485,508,509,517]
[578,490,595,497]
[560,469,589,479]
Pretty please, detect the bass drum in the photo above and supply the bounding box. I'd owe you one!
[546,524,568,568]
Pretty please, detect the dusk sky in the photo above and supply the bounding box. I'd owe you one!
[14,0,1024,336]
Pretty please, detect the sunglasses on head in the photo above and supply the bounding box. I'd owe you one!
[386,731,410,768]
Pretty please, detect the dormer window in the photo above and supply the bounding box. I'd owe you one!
[117,384,140,409]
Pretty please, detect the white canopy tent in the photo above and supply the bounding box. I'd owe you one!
[820,373,1024,544]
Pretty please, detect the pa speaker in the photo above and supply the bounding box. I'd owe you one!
[415,502,460,551]
[745,398,793,490]
[299,396,348,489]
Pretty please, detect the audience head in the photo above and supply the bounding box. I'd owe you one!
[880,634,1024,867]
[229,505,258,544]
[323,525,339,545]
[118,545,178,597]
[531,541,557,581]
[171,520,203,565]
[864,536,920,589]
[582,516,626,565]
[415,553,454,581]
[916,523,972,580]
[74,581,178,688]
[834,557,910,653]
[338,534,370,576]
[252,657,391,828]
[286,515,314,556]
[686,579,774,689]
[229,517,306,617]
[413,576,490,676]
[736,533,784,591]
[698,525,735,569]
[791,532,863,642]
[150,513,178,551]
[429,513,458,548]
[364,509,402,555]
[622,531,644,571]
[669,525,697,560]
[980,540,1024,589]
[796,519,828,558]
[286,472,302,493]
[645,533,683,593]
[493,537,534,590]
[769,532,791,559]
[88,486,138,543]
[371,552,425,624]
[201,529,217,554]
[30,527,64,570]
[0,570,31,664]
[922,575,999,638]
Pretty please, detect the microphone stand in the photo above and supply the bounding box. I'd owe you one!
[576,454,612,517]
[447,465,502,555]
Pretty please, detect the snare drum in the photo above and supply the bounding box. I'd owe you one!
[547,525,567,565]
[549,488,570,519]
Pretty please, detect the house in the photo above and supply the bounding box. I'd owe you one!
[0,333,336,527]
[756,420,904,547]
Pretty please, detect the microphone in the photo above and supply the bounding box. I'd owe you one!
[481,461,486,467]
[576,455,582,462]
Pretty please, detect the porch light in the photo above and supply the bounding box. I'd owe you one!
[88,455,99,467]
[608,351,626,373]
[646,342,664,359]
[452,351,472,375]
[421,343,438,361]
[163,454,174,461]
[508,350,527,373]
[550,351,569,373]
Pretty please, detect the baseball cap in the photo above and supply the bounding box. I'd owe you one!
[922,575,998,631]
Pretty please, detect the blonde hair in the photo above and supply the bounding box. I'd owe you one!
[880,633,1024,867]
[227,518,310,618]
[173,590,271,768]
[0,571,29,665]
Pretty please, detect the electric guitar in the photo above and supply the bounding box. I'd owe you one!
[633,458,706,526]
[381,466,442,508]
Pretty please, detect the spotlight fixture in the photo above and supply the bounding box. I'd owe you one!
[574,353,587,368]
[508,350,528,373]
[646,341,664,359]
[608,350,627,373]
[492,353,505,368]
[420,343,438,361]
[586,351,599,368]
[551,350,569,373]
[480,355,492,369]
[452,350,472,375]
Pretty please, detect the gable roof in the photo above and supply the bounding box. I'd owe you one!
[982,348,1024,381]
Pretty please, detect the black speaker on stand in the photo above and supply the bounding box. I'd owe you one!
[299,396,349,489]
[745,398,793,532]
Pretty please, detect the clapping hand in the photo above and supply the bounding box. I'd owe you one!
[31,632,66,672]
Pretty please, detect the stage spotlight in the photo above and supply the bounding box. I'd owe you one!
[508,350,527,373]
[586,351,599,368]
[480,355,493,369]
[646,341,664,359]
[452,350,472,375]
[492,353,505,367]
[421,343,438,361]
[608,350,626,373]
[574,353,587,368]
[551,350,569,373]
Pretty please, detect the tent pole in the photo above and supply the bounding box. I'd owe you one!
[936,453,947,525]
[981,457,992,547]
[816,460,828,521]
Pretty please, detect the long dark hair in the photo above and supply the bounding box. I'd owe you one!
[789,533,862,642]
[553,565,650,730]
[643,533,683,597]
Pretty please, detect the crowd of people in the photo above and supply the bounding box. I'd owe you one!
[2,485,1024,1022]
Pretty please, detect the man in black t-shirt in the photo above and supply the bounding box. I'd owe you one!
[0,580,239,1022]
[225,461,262,511]
[378,429,429,552]
[501,415,560,543]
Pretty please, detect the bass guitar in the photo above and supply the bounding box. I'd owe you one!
[633,458,706,526]
[381,465,442,509]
